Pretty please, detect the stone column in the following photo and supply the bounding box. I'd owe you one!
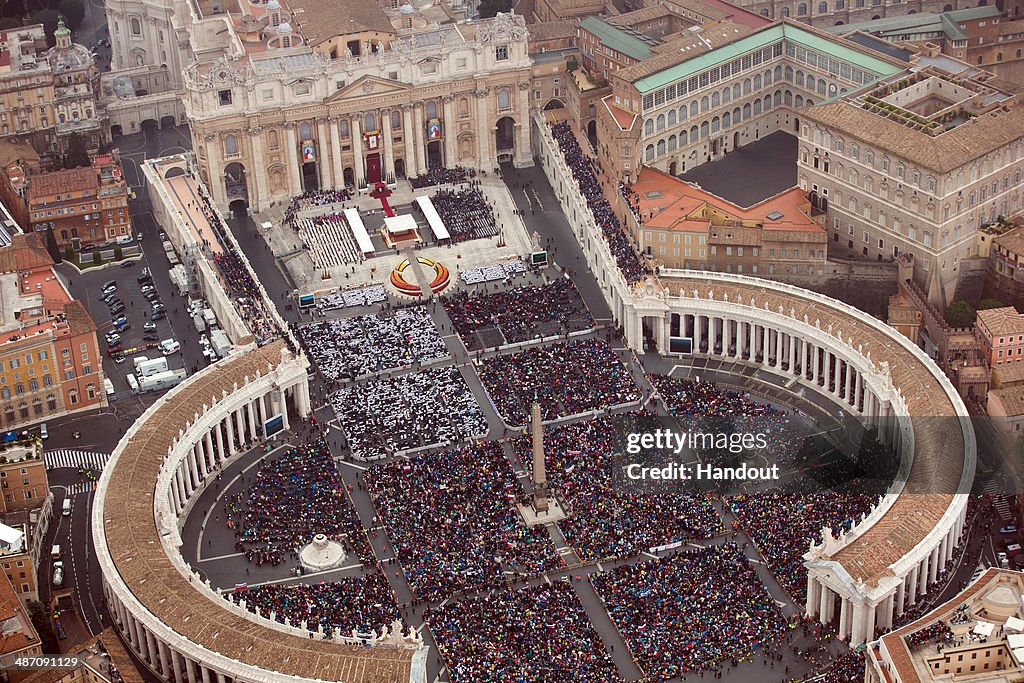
[402,105,418,176]
[918,555,929,596]
[203,132,227,211]
[329,117,344,189]
[908,564,919,604]
[475,92,491,169]
[316,118,332,189]
[838,597,850,639]
[247,401,258,442]
[351,116,364,188]
[413,105,427,174]
[203,432,215,474]
[200,666,211,683]
[227,409,237,454]
[805,576,820,617]
[864,602,876,642]
[249,128,268,211]
[515,81,531,166]
[279,389,290,431]
[851,602,866,645]
[170,649,183,683]
[896,579,906,615]
[382,109,395,182]
[284,123,302,197]
[442,96,457,167]
[157,640,170,679]
[738,321,747,359]
[694,315,703,354]
[854,374,863,412]
[788,333,796,372]
[185,658,198,683]
[215,420,225,462]
[819,584,831,623]
[143,628,156,666]
[812,345,820,383]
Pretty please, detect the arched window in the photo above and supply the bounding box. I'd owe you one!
[795,95,804,107]
[774,90,782,106]
[743,78,752,95]
[753,99,762,115]
[700,96,709,112]
[781,6,790,16]
[130,17,142,35]
[268,129,279,149]
[299,121,312,139]
[679,105,688,121]
[42,375,51,387]
[732,83,741,100]
[733,107,741,122]
[763,94,772,110]
[690,101,699,117]
[645,144,655,161]
[700,121,709,138]
[774,65,782,81]
[818,80,827,96]
[784,90,793,105]
[722,87,731,104]
[340,120,349,137]
[391,111,401,130]
[14,383,23,395]
[819,1,827,11]
[785,66,794,81]
[645,119,654,136]
[28,379,37,391]
[711,116,720,133]
[796,71,805,86]
[689,125,698,141]
[497,89,510,110]
[459,98,469,116]
[763,70,772,86]
[364,112,377,131]
[997,52,1003,62]
[680,129,688,145]
[723,111,731,127]
[806,75,815,92]
[711,91,720,107]
[761,8,769,14]
[656,114,666,131]
[743,103,751,119]
[657,139,666,156]
[224,134,237,155]
[668,135,677,151]
[1,388,10,400]
[668,110,676,126]
[426,101,438,119]
[754,74,762,90]
[798,3,807,13]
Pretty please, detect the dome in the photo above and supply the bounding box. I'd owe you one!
[266,0,280,9]
[276,21,291,33]
[399,4,415,13]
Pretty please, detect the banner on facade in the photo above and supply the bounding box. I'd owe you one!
[301,140,316,162]
[427,118,442,140]
[365,132,380,150]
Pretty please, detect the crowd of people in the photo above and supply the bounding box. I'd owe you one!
[427,582,622,683]
[549,121,647,284]
[514,415,722,562]
[479,338,642,425]
[283,189,350,224]
[299,304,448,380]
[814,651,866,683]
[651,374,782,417]
[364,443,564,602]
[409,166,472,189]
[222,438,372,567]
[592,545,786,679]
[330,366,487,460]
[444,279,594,349]
[905,621,954,648]
[728,486,880,601]
[195,184,280,343]
[232,574,403,637]
[429,186,500,242]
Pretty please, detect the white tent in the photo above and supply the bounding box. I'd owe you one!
[1006,616,1024,632]
[974,621,995,637]
[0,523,23,552]
[384,214,418,235]
[1007,632,1024,649]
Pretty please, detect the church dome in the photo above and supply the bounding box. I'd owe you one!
[276,21,291,33]
[266,0,281,9]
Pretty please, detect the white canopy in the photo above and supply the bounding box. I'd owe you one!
[975,621,996,637]
[0,523,23,550]
[343,208,375,254]
[383,214,418,235]
[1012,647,1024,665]
[1007,632,1024,649]
[414,195,450,240]
[1006,616,1024,632]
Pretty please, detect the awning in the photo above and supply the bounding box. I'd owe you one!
[1006,616,1024,632]
[974,621,995,637]
[384,214,418,234]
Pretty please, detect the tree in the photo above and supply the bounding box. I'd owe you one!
[91,250,100,265]
[113,245,123,260]
[57,0,85,30]
[63,244,73,260]
[0,18,23,30]
[62,133,90,170]
[27,601,58,654]
[477,0,513,18]
[978,298,1005,311]
[29,9,60,46]
[944,299,976,328]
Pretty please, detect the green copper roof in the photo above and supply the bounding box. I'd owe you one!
[579,16,656,62]
[634,23,903,94]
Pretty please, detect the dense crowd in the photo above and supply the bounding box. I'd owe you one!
[428,187,500,243]
[222,438,372,566]
[549,122,647,284]
[232,574,403,637]
[284,189,350,225]
[409,166,472,189]
[194,184,280,343]
[364,443,563,601]
[299,305,448,380]
[620,182,642,224]
[592,545,786,679]
[479,339,642,425]
[514,415,722,562]
[427,582,621,683]
[906,621,954,648]
[811,652,866,683]
[444,279,593,350]
[651,374,781,417]
[728,487,881,601]
[330,366,487,459]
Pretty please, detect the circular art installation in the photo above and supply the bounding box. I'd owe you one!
[390,257,451,296]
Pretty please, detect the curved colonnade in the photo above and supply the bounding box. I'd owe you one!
[93,340,423,683]
[533,111,975,647]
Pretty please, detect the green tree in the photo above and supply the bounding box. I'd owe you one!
[27,601,58,653]
[113,245,123,260]
[978,298,1005,311]
[29,9,60,46]
[62,133,90,169]
[63,244,73,260]
[944,299,976,328]
[91,250,101,265]
[0,18,23,30]
[57,0,85,30]
[477,0,513,18]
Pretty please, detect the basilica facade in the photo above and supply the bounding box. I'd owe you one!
[178,0,533,213]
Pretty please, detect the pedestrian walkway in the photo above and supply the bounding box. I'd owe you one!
[982,478,1013,521]
[45,449,110,471]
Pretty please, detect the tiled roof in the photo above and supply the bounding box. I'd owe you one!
[527,20,576,42]
[26,167,96,201]
[289,0,393,46]
[661,275,965,586]
[803,100,1024,174]
[101,340,415,682]
[993,226,1024,257]
[977,306,1024,338]
[14,233,53,272]
[989,385,1024,417]
[578,16,657,61]
[621,22,755,84]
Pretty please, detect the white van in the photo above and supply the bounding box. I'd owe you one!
[39,423,47,440]
[50,544,61,560]
[160,339,181,356]
[62,498,71,516]
[115,235,133,245]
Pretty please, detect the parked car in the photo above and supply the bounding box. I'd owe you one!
[998,551,1010,569]
[105,332,122,346]
[120,259,134,268]
[145,292,161,304]
[151,310,167,322]
[141,285,156,296]
[105,296,123,308]
[39,422,47,440]
[144,322,157,334]
[52,561,63,587]
[1000,525,1018,535]
[101,279,117,291]
[151,303,166,314]
[109,304,125,317]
